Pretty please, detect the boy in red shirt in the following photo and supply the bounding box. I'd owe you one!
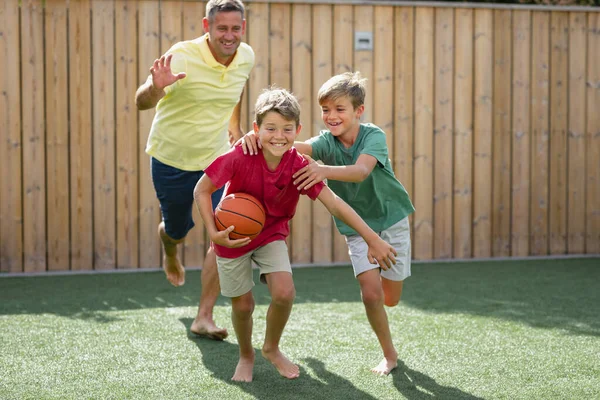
[194,87,397,382]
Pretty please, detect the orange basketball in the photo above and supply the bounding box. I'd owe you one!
[214,193,266,240]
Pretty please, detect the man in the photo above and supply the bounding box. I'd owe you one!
[135,0,254,340]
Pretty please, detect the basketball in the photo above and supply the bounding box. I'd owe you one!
[214,193,266,240]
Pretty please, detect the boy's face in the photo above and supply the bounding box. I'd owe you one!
[203,11,245,65]
[320,96,364,138]
[253,111,301,160]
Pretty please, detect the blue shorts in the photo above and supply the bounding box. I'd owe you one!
[151,157,224,240]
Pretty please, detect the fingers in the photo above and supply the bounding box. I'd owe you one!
[165,53,173,68]
[303,154,315,163]
[368,253,376,265]
[175,72,187,81]
[292,166,308,180]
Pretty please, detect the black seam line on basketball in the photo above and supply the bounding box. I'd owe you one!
[216,214,259,236]
[233,197,266,219]
[218,209,264,226]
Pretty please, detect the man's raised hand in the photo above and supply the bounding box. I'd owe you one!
[150,54,186,91]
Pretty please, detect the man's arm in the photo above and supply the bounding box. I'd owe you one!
[228,89,245,144]
[293,153,377,190]
[135,75,166,110]
[316,186,396,269]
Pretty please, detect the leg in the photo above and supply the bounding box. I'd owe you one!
[191,246,228,340]
[382,278,404,307]
[158,221,186,286]
[357,269,398,375]
[231,291,255,382]
[261,271,300,379]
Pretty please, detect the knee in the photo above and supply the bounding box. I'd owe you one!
[384,296,401,307]
[361,288,384,308]
[233,296,255,317]
[271,285,295,307]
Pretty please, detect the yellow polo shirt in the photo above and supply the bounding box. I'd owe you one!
[145,34,255,171]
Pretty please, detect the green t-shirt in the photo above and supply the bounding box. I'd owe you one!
[307,123,415,236]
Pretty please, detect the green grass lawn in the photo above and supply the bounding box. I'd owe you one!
[1,258,599,400]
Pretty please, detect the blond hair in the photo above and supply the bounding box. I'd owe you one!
[317,71,366,109]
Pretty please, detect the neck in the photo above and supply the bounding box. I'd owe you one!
[338,123,361,148]
[207,38,235,66]
[263,152,283,171]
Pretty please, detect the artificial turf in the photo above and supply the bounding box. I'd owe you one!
[1,257,598,399]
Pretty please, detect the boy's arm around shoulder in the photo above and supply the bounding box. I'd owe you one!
[293,153,377,191]
[316,186,397,269]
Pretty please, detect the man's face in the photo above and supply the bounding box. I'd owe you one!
[203,11,245,65]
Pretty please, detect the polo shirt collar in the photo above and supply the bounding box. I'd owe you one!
[198,33,240,69]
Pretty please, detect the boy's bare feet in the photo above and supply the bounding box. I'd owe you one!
[163,255,185,286]
[262,348,300,379]
[232,355,255,382]
[371,357,398,376]
[191,317,228,340]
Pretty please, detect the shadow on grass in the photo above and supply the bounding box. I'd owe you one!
[1,258,598,336]
[391,360,484,400]
[180,318,378,400]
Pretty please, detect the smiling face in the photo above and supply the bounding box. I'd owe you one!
[203,11,245,66]
[320,96,364,142]
[253,111,301,164]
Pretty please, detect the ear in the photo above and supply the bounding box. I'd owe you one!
[202,17,209,33]
[253,121,259,134]
[355,104,365,119]
[241,20,247,36]
[295,123,302,138]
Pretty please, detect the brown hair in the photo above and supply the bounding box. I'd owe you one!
[254,86,301,127]
[317,71,366,109]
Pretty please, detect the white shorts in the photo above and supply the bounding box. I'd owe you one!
[216,240,292,298]
[345,217,411,281]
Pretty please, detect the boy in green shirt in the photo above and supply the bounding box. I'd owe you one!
[242,72,415,375]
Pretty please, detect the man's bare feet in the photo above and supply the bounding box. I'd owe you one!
[371,357,398,376]
[191,317,228,341]
[163,255,185,286]
[232,355,255,382]
[262,348,300,379]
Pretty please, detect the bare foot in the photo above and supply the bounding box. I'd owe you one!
[191,317,228,341]
[232,355,255,382]
[262,348,300,379]
[163,255,185,287]
[371,357,398,376]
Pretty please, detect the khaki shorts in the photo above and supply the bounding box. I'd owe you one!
[216,240,292,298]
[345,217,411,281]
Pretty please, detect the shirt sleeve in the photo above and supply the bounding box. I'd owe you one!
[306,131,333,163]
[360,128,389,167]
[204,147,238,189]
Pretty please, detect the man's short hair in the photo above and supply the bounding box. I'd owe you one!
[206,0,245,22]
[318,71,366,109]
[254,87,301,127]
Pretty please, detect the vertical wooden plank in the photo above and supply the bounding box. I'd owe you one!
[433,8,453,259]
[269,4,291,90]
[312,4,333,263]
[332,4,353,263]
[374,6,394,158]
[21,0,46,272]
[394,7,415,253]
[69,0,94,270]
[413,7,434,260]
[92,0,116,269]
[115,0,139,269]
[182,1,207,268]
[353,5,373,123]
[138,0,161,268]
[45,0,70,271]
[290,4,312,264]
[240,9,250,134]
[548,12,568,254]
[160,0,183,263]
[473,9,493,258]
[567,13,587,253]
[511,10,531,257]
[0,0,23,272]
[492,10,512,257]
[247,2,269,122]
[586,12,600,253]
[453,8,473,259]
[529,12,552,255]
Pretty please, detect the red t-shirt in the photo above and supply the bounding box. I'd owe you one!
[204,145,324,258]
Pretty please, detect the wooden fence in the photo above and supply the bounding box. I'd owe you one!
[1,0,599,273]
